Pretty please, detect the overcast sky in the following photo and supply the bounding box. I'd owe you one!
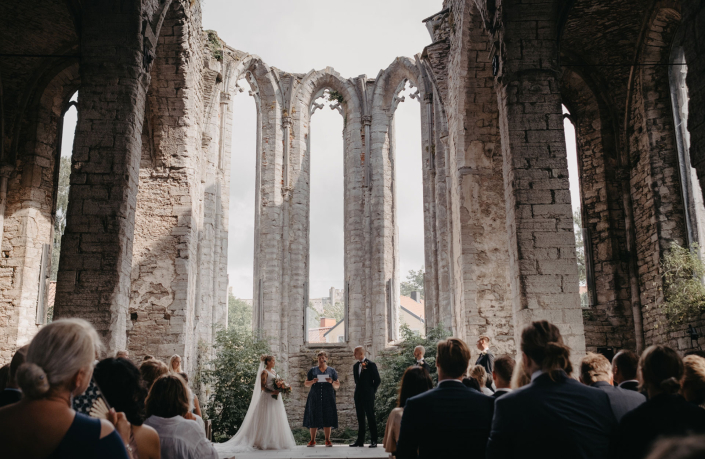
[60,0,580,301]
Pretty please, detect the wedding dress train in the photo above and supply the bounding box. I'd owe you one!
[213,363,296,457]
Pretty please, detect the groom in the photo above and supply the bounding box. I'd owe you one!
[351,346,381,448]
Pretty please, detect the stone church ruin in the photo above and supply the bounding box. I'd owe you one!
[2,0,705,428]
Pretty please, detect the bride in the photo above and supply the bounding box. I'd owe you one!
[213,355,296,456]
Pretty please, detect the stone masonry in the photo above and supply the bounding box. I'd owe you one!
[2,0,705,431]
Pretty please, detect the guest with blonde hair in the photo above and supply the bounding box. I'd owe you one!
[169,355,182,374]
[486,321,616,459]
[578,352,644,421]
[681,355,705,409]
[0,318,130,459]
[469,365,494,396]
[614,345,705,459]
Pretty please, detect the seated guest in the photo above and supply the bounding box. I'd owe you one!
[141,359,169,392]
[486,320,617,459]
[143,355,155,361]
[579,352,645,422]
[0,319,129,459]
[116,350,129,359]
[681,355,705,409]
[94,358,161,459]
[612,349,640,392]
[413,346,432,374]
[144,374,218,459]
[492,355,515,398]
[469,365,494,395]
[613,345,705,459]
[177,372,202,417]
[646,435,705,459]
[383,366,433,455]
[0,345,28,407]
[396,338,494,459]
[462,375,483,392]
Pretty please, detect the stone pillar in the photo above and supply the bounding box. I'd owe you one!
[53,3,149,352]
[495,3,585,357]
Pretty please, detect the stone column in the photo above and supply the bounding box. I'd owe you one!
[495,3,585,357]
[53,3,149,352]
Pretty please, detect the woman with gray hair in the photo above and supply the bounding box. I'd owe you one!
[0,318,131,459]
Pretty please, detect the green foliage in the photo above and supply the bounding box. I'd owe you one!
[400,268,425,299]
[201,327,270,442]
[228,294,253,334]
[309,301,344,324]
[205,29,223,61]
[51,156,72,282]
[327,90,345,105]
[661,242,705,327]
[373,324,451,437]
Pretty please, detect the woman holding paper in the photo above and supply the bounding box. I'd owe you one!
[303,350,340,447]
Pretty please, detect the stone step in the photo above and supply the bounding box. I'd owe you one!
[231,445,389,459]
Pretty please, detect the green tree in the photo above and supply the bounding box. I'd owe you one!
[373,324,451,438]
[573,209,586,286]
[662,242,705,327]
[201,327,270,442]
[51,156,72,282]
[400,268,425,299]
[228,293,253,334]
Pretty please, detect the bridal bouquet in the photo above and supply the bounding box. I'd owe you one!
[272,375,292,399]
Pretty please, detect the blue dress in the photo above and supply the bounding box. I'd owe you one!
[50,412,129,459]
[303,366,339,429]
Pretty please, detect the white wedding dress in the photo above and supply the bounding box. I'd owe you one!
[213,363,296,457]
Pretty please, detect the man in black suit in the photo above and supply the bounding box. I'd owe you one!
[492,355,515,399]
[579,352,645,422]
[351,346,381,448]
[475,335,495,376]
[0,345,28,408]
[396,338,494,459]
[612,350,640,392]
[413,345,432,374]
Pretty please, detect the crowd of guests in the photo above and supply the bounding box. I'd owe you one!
[384,323,705,459]
[0,318,217,459]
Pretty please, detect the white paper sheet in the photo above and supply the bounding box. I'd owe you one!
[317,374,329,383]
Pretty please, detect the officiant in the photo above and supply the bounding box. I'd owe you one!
[303,350,340,447]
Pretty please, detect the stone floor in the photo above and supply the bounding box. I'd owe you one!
[229,446,389,459]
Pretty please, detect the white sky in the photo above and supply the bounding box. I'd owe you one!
[209,0,443,299]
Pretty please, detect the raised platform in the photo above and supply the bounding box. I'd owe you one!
[229,445,389,459]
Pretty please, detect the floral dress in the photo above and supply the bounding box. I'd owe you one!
[303,366,339,429]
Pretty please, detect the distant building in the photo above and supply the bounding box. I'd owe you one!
[322,292,426,343]
[308,317,337,343]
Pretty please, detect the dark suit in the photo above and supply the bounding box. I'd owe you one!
[591,381,645,422]
[486,371,617,459]
[396,380,494,459]
[475,351,495,375]
[618,380,640,392]
[613,393,705,459]
[353,359,381,443]
[492,388,512,399]
[0,388,22,408]
[416,360,432,374]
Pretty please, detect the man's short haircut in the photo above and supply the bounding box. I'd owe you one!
[493,355,515,383]
[479,335,490,343]
[354,346,366,355]
[415,345,425,354]
[436,338,471,378]
[613,349,639,380]
[580,352,612,385]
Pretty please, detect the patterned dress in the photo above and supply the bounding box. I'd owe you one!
[303,366,339,429]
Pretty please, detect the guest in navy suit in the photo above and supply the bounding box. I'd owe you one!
[492,355,515,399]
[579,352,645,422]
[396,338,494,459]
[612,350,640,392]
[486,321,617,459]
[613,345,705,459]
